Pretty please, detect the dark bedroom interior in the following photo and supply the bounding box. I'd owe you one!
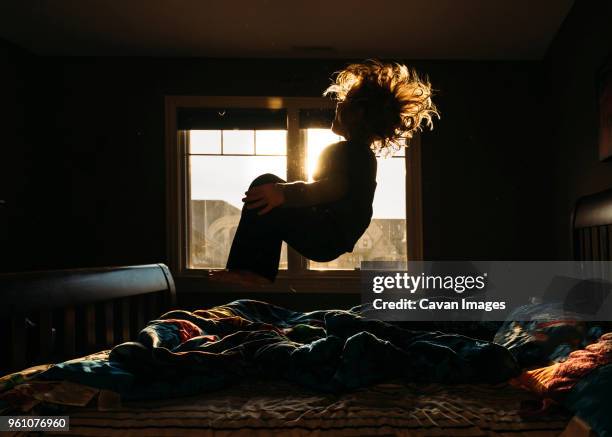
[1,0,612,436]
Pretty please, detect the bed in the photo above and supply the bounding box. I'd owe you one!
[2,189,612,437]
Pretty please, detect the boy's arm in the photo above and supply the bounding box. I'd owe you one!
[278,176,349,207]
[279,142,350,208]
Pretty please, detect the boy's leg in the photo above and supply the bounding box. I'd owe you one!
[226,173,289,281]
[283,207,348,263]
[226,173,349,281]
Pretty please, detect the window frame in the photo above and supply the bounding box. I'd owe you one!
[165,95,423,292]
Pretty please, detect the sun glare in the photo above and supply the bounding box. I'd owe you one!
[306,129,343,181]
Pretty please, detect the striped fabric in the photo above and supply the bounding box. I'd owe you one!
[38,381,570,437]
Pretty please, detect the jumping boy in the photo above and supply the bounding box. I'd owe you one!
[213,60,438,285]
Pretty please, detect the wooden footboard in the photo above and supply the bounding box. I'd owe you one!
[0,263,176,375]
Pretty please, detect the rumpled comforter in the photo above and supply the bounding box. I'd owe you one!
[36,299,519,400]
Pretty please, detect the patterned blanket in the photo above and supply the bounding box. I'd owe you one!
[32,299,519,400]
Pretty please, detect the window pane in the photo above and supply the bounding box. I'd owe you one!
[223,130,254,155]
[189,155,288,269]
[189,130,221,154]
[372,157,406,219]
[255,130,287,155]
[305,129,406,270]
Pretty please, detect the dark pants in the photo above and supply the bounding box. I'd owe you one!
[226,174,348,281]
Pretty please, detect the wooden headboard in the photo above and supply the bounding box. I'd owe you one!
[573,188,612,261]
[0,263,176,375]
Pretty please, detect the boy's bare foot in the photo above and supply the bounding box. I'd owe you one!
[208,270,272,287]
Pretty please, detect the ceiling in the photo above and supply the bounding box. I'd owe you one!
[0,0,574,59]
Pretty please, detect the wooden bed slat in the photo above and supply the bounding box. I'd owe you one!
[581,228,587,259]
[104,302,114,347]
[10,314,26,370]
[146,292,159,321]
[574,228,581,261]
[598,225,608,261]
[590,226,600,260]
[135,295,145,334]
[38,310,53,361]
[85,304,96,351]
[63,307,76,358]
[120,298,130,342]
[583,228,592,260]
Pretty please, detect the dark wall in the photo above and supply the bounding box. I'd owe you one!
[421,61,551,260]
[545,0,612,259]
[2,52,556,296]
[0,40,35,271]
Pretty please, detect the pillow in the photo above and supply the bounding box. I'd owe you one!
[494,302,605,368]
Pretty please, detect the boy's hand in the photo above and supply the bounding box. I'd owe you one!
[242,183,285,215]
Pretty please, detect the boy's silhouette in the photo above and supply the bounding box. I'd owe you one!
[212,60,438,285]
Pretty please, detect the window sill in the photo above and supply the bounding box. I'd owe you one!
[174,269,363,294]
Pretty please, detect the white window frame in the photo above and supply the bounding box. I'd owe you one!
[165,96,423,292]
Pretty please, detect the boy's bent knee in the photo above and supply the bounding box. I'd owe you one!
[249,173,285,188]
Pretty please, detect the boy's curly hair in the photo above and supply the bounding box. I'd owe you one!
[324,60,439,155]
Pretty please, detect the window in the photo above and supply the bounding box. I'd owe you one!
[166,96,423,290]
